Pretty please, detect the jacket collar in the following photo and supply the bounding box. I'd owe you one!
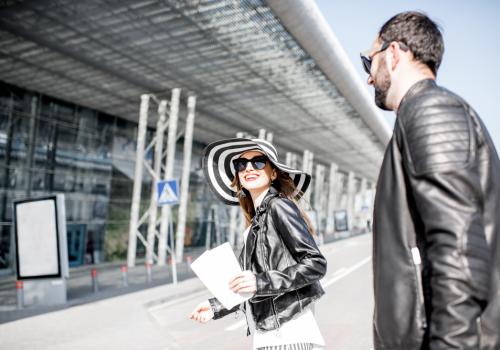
[254,186,279,219]
[397,78,436,116]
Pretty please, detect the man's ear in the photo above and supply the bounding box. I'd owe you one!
[389,42,402,71]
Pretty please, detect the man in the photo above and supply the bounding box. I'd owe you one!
[362,11,500,349]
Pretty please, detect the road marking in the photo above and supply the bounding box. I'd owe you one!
[321,256,371,288]
[224,319,246,331]
[331,267,347,277]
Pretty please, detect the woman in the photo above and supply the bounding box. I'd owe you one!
[190,138,327,350]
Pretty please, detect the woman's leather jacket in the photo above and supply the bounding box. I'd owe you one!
[209,187,327,333]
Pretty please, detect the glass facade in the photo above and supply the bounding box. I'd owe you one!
[0,81,228,271]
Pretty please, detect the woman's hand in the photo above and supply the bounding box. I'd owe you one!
[189,300,214,323]
[229,270,257,294]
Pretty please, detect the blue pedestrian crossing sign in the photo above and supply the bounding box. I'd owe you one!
[157,179,179,206]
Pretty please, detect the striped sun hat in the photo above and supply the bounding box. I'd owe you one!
[202,138,311,206]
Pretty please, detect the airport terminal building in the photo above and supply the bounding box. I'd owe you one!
[0,0,390,273]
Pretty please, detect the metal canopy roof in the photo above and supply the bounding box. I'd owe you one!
[0,0,387,181]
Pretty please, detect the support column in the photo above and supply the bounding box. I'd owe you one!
[291,153,298,168]
[326,163,338,234]
[175,95,197,261]
[364,182,375,231]
[346,172,356,232]
[302,150,309,172]
[302,150,313,204]
[313,164,325,211]
[228,132,245,248]
[285,152,292,167]
[266,132,273,143]
[158,88,181,266]
[127,94,150,267]
[356,178,367,230]
[25,96,38,197]
[314,164,326,234]
[146,100,167,264]
[358,178,367,212]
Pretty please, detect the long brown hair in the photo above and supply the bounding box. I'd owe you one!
[231,166,315,236]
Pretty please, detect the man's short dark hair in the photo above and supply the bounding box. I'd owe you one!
[379,11,444,75]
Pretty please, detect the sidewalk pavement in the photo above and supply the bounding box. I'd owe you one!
[0,277,206,350]
[0,230,366,324]
[0,255,200,324]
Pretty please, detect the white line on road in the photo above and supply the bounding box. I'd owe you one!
[331,267,347,277]
[321,256,371,288]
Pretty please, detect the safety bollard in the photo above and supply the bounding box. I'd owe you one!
[121,265,128,287]
[91,268,99,293]
[186,255,193,266]
[145,263,152,284]
[16,281,24,309]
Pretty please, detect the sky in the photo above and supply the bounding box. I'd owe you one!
[315,0,500,151]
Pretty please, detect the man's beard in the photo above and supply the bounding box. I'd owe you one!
[374,58,392,111]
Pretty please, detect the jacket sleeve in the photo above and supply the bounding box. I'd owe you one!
[399,94,488,349]
[208,297,240,320]
[254,198,327,297]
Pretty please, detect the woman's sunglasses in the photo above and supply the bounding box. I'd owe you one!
[233,155,268,173]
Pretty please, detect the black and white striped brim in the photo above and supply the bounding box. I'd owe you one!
[202,138,311,206]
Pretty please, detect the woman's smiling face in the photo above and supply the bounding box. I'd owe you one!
[237,150,274,193]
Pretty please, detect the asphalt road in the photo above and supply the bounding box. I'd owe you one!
[0,233,374,350]
[155,233,374,350]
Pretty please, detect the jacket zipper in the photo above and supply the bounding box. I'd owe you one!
[271,298,281,331]
[411,247,427,330]
[243,231,251,336]
[261,215,280,330]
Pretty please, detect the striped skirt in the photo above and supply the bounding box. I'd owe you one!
[257,344,314,350]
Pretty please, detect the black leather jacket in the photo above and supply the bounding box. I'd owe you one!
[209,187,326,333]
[373,79,500,349]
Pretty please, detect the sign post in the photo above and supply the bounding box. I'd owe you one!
[157,179,179,284]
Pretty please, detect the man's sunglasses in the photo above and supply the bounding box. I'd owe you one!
[233,155,268,173]
[360,41,409,75]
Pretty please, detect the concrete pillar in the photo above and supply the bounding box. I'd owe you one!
[175,96,197,261]
[314,164,326,234]
[286,152,292,167]
[158,88,181,266]
[302,150,309,173]
[127,94,150,267]
[325,163,338,234]
[25,96,38,197]
[146,100,167,264]
[346,172,356,231]
[313,164,325,211]
[266,132,273,143]
[291,153,298,168]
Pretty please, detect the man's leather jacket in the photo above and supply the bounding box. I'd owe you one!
[373,79,500,349]
[209,187,326,332]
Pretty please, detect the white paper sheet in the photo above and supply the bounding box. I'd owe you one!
[190,242,251,309]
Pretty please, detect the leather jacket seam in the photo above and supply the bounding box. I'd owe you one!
[398,89,476,177]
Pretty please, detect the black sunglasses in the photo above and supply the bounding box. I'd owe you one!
[360,41,409,75]
[233,155,268,173]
